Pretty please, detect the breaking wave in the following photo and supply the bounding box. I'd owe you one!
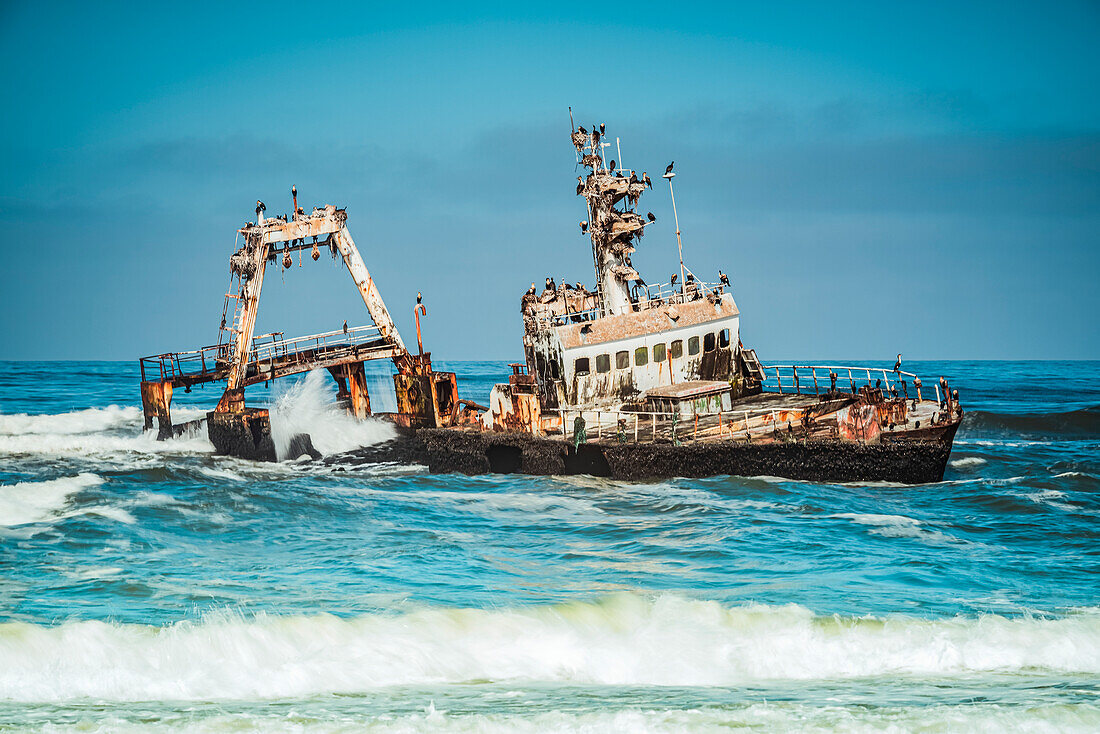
[962,405,1100,438]
[269,370,396,460]
[8,703,1100,732]
[0,405,212,458]
[2,595,1098,702]
[0,473,103,527]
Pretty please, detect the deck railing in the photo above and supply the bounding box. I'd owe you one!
[140,325,386,383]
[249,325,384,365]
[762,364,939,405]
[555,402,829,445]
[543,281,726,327]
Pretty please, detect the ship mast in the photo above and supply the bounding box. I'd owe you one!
[571,121,650,317]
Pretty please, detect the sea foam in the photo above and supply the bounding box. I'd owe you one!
[269,370,396,459]
[0,473,103,527]
[1,595,1098,702]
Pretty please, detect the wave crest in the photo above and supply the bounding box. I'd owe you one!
[0,473,103,527]
[2,595,1098,702]
[962,405,1100,438]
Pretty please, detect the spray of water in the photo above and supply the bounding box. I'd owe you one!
[268,370,397,460]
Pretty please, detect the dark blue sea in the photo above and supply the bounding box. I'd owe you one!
[0,360,1097,731]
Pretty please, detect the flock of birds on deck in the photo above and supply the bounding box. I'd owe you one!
[522,269,732,313]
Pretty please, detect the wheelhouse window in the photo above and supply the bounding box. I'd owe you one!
[575,357,590,376]
[670,340,683,359]
[634,346,648,366]
[615,350,630,369]
[653,343,666,363]
[703,332,716,352]
[688,336,700,355]
[595,354,611,373]
[719,328,731,348]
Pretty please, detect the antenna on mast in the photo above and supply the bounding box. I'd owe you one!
[663,162,685,299]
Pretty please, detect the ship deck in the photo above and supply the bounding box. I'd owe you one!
[534,389,950,446]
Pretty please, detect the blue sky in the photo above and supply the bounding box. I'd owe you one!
[2,1,1098,360]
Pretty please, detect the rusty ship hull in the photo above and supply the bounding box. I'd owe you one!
[140,121,964,484]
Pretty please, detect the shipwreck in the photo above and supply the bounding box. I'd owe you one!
[140,122,963,483]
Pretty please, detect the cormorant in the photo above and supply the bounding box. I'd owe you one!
[343,320,348,334]
[579,221,588,234]
[255,200,266,221]
[664,161,674,175]
[719,270,730,287]
[894,353,902,372]
[670,273,679,286]
[548,277,556,291]
[599,123,605,135]
[608,160,616,174]
[526,283,537,296]
[417,292,423,305]
[646,212,656,222]
[642,172,652,189]
[576,176,584,195]
[578,125,587,135]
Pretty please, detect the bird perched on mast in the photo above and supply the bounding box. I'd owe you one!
[255,200,266,222]
[417,292,423,305]
[664,161,675,176]
[647,212,656,222]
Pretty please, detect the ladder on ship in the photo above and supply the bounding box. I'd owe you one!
[741,348,766,382]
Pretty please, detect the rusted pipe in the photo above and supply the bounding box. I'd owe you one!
[414,304,427,357]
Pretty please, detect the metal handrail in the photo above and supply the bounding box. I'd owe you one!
[763,364,939,404]
[139,325,386,382]
[556,402,828,444]
[541,281,727,327]
[249,325,382,364]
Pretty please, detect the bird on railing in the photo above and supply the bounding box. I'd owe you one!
[670,273,679,287]
[343,320,348,335]
[894,353,902,372]
[642,172,652,189]
[719,270,730,287]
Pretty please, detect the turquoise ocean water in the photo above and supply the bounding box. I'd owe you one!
[0,360,1097,731]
